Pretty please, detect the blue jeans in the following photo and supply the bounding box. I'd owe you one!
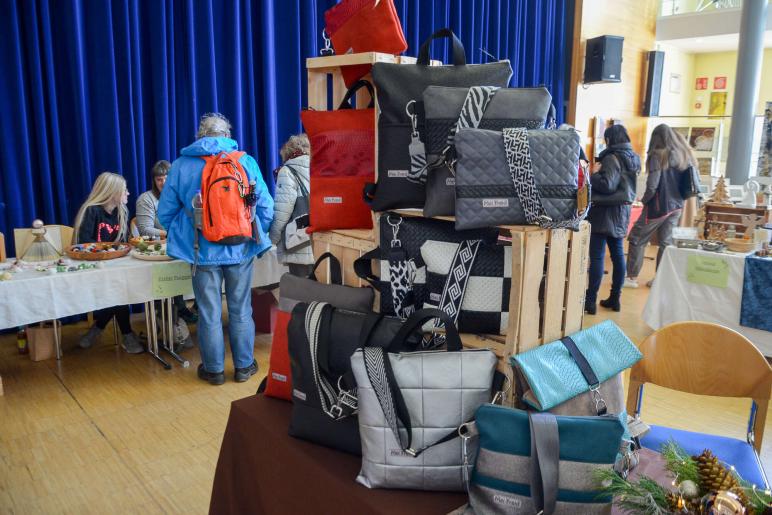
[586,233,626,305]
[191,259,255,372]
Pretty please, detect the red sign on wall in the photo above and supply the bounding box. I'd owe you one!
[714,76,727,90]
[695,77,708,90]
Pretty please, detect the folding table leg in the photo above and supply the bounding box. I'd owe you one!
[53,319,61,360]
[147,301,171,370]
[159,297,190,368]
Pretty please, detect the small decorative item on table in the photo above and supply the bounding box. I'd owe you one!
[129,235,166,247]
[65,242,131,261]
[725,238,758,253]
[596,442,771,514]
[130,241,172,261]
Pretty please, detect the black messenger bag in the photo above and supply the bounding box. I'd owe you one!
[366,28,513,211]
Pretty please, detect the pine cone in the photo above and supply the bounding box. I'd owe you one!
[695,450,750,507]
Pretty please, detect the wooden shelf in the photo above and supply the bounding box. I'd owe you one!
[306,52,420,71]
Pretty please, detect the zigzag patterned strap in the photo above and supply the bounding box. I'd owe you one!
[363,347,405,449]
[502,128,588,230]
[428,240,481,347]
[306,302,348,419]
[447,86,500,147]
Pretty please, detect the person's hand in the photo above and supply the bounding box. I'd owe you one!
[159,230,167,238]
[591,162,602,174]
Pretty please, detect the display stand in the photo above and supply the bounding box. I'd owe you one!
[306,53,591,403]
[703,204,772,236]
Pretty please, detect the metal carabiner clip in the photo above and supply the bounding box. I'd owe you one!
[405,100,419,137]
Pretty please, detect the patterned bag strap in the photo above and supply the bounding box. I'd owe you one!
[363,345,468,458]
[502,128,589,230]
[439,86,500,172]
[426,239,481,348]
[305,302,355,420]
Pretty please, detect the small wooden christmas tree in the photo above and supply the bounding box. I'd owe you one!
[707,175,733,205]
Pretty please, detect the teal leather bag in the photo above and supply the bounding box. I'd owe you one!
[511,320,642,472]
[461,404,625,514]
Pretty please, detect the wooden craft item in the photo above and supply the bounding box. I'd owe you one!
[740,214,763,239]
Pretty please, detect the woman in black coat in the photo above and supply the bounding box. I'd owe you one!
[585,125,640,314]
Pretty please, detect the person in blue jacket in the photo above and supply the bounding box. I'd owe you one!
[158,113,274,385]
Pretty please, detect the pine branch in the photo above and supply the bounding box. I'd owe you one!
[660,440,700,484]
[594,469,672,515]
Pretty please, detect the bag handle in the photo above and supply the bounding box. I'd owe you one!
[284,164,309,198]
[338,79,375,110]
[560,336,607,415]
[417,28,466,66]
[309,252,343,285]
[528,412,560,515]
[353,248,381,287]
[391,308,463,351]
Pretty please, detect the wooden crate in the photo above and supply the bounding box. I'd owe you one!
[703,204,772,237]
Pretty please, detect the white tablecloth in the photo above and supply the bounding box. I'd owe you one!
[642,246,772,356]
[0,248,286,330]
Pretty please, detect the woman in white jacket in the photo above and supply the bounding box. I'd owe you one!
[269,134,314,276]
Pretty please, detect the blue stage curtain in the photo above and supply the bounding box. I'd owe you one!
[0,0,570,256]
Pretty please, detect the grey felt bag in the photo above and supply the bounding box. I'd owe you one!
[350,311,499,492]
[454,128,586,230]
[366,28,512,211]
[422,86,554,217]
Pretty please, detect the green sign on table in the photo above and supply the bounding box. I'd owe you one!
[686,254,729,288]
[151,261,193,298]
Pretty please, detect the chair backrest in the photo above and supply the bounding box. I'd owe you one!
[130,218,140,238]
[627,321,772,451]
[0,232,5,262]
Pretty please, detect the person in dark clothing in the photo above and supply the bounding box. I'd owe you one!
[585,125,640,314]
[72,172,143,354]
[625,124,694,288]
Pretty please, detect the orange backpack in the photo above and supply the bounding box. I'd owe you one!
[199,151,254,244]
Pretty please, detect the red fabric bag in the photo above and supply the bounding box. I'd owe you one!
[263,310,293,399]
[324,0,407,86]
[300,80,375,232]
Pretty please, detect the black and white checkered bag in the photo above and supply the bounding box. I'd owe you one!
[353,214,508,336]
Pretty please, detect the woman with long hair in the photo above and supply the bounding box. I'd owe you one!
[73,172,143,353]
[585,124,640,314]
[135,159,171,239]
[625,124,694,288]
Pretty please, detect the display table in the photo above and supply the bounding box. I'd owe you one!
[0,248,285,330]
[209,394,467,515]
[643,246,772,356]
[210,395,673,515]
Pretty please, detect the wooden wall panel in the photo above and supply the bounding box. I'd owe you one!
[568,0,659,159]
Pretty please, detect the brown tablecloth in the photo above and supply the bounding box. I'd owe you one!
[209,394,467,515]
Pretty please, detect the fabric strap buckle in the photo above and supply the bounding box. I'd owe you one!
[589,384,608,416]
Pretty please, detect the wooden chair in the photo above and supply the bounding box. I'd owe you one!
[0,231,6,262]
[627,321,771,487]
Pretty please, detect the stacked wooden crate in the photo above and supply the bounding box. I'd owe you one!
[306,53,590,403]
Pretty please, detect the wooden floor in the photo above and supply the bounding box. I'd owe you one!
[0,251,769,514]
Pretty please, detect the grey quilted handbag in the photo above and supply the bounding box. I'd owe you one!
[454,128,587,230]
[422,86,554,217]
[349,311,499,491]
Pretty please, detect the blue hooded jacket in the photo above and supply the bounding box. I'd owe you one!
[157,137,274,266]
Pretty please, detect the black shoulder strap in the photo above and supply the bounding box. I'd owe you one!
[353,248,381,287]
[284,164,309,197]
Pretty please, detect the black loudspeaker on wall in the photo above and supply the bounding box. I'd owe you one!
[643,50,665,117]
[583,35,624,84]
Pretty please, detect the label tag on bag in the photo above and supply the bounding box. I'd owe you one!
[323,196,343,204]
[388,170,409,178]
[429,293,441,302]
[627,416,651,439]
[292,389,307,401]
[482,198,509,208]
[271,372,287,382]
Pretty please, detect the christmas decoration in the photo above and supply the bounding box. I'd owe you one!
[596,441,772,514]
[708,176,734,205]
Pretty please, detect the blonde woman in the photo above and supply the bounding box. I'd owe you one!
[73,172,143,353]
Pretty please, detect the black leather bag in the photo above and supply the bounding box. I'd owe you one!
[287,302,425,455]
[366,28,513,211]
[679,164,701,199]
[591,156,637,207]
